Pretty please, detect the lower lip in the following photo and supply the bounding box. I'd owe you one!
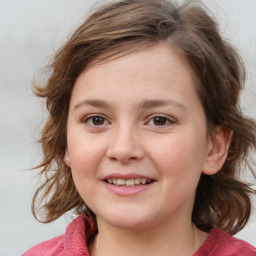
[103,182,155,196]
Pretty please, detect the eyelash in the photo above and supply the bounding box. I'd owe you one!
[146,114,176,127]
[83,114,110,126]
[83,114,175,127]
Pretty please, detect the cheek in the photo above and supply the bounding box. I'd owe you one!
[152,133,206,181]
[67,136,106,187]
[69,140,103,204]
[71,147,101,175]
[68,127,103,165]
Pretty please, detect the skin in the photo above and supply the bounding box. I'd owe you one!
[65,43,231,256]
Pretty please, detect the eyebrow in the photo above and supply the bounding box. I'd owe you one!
[140,99,188,112]
[73,99,188,112]
[74,99,109,110]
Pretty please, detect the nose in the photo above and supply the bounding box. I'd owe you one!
[106,124,145,163]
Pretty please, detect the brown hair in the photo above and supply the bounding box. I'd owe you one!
[32,0,256,235]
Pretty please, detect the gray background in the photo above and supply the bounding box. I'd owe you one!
[1,0,256,255]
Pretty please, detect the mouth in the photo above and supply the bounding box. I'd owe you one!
[102,174,155,195]
[104,178,153,187]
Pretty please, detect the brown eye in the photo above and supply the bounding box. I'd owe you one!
[85,115,108,126]
[92,117,105,125]
[153,117,167,126]
[147,115,175,127]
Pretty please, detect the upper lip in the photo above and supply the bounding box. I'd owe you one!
[102,173,155,181]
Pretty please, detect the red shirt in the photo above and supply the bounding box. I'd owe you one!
[23,215,256,256]
[194,227,256,256]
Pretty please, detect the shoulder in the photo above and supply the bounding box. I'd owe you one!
[22,215,97,256]
[195,228,256,256]
[22,235,65,256]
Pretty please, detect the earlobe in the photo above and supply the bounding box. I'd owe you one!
[64,149,71,167]
[202,126,233,175]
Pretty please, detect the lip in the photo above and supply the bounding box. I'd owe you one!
[102,173,155,180]
[101,173,156,196]
[103,181,155,196]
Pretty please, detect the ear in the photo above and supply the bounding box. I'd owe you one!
[202,126,233,175]
[64,149,71,167]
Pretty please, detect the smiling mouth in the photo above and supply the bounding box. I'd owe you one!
[105,178,153,187]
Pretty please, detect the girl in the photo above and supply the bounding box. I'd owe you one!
[23,0,256,255]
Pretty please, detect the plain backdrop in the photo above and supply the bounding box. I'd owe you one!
[1,0,256,255]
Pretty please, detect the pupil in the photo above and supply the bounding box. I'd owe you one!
[93,117,104,125]
[154,117,166,125]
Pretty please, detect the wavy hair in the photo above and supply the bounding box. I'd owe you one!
[32,0,256,235]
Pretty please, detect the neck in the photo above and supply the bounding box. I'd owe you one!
[89,217,208,256]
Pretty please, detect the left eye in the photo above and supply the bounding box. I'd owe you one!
[84,116,109,126]
[147,116,174,126]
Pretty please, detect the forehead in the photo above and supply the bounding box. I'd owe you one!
[87,41,192,71]
[70,44,202,114]
[81,42,196,87]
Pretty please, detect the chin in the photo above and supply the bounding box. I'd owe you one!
[97,209,157,231]
[111,219,151,231]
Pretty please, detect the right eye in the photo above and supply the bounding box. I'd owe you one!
[84,115,109,126]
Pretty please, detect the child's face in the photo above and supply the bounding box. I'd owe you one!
[66,44,213,231]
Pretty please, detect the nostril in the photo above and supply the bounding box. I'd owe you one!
[106,132,145,162]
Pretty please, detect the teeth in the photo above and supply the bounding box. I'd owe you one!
[134,178,140,185]
[125,179,134,186]
[106,178,152,186]
[117,178,125,185]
